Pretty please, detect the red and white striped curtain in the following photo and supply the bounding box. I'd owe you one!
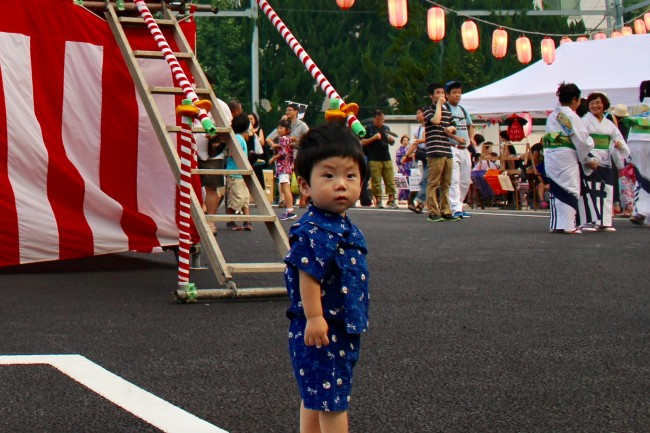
[0,0,195,267]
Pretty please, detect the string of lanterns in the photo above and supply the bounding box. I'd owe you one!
[335,0,650,65]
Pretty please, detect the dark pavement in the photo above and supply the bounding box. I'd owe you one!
[1,207,649,433]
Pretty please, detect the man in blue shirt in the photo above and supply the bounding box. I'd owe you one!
[445,81,476,219]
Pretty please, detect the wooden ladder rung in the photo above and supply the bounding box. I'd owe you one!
[175,287,287,300]
[192,168,254,176]
[227,263,286,273]
[133,50,193,59]
[119,17,176,26]
[167,126,231,134]
[151,86,212,95]
[206,215,278,222]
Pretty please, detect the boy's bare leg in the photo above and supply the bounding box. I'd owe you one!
[300,402,321,433]
[319,411,348,433]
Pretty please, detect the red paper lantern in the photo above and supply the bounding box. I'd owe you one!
[621,26,633,36]
[491,28,508,59]
[560,36,572,45]
[388,0,408,28]
[611,30,622,38]
[461,20,479,52]
[541,37,556,65]
[576,36,589,42]
[427,7,445,42]
[516,36,532,64]
[336,0,355,10]
[634,19,647,35]
[593,32,606,40]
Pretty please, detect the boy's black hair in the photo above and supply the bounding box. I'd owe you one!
[556,82,581,105]
[294,124,367,186]
[288,103,300,111]
[231,113,250,134]
[500,130,510,141]
[427,83,444,95]
[474,133,485,145]
[278,119,292,130]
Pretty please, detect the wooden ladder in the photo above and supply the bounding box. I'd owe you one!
[105,4,289,300]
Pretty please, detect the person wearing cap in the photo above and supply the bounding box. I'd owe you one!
[543,82,597,234]
[625,80,650,226]
[443,80,476,219]
[581,92,629,232]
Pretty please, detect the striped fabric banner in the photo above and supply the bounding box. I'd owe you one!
[0,0,191,267]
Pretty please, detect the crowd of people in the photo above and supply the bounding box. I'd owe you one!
[196,79,650,237]
[542,80,650,234]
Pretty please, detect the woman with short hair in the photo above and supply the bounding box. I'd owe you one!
[543,82,597,234]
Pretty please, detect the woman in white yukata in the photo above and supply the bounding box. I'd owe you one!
[626,80,650,226]
[543,83,597,234]
[581,92,630,232]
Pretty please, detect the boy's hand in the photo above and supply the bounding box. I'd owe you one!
[304,316,329,347]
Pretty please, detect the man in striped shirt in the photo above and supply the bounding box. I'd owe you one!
[423,83,459,222]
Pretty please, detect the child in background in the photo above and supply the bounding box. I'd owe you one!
[225,114,253,231]
[285,124,370,433]
[268,119,297,220]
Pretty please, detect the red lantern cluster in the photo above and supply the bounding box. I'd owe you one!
[347,1,650,66]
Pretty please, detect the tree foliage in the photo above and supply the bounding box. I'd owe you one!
[194,0,587,130]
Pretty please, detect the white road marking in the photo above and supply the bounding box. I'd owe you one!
[0,354,228,433]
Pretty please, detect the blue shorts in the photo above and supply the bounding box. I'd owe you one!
[288,318,361,412]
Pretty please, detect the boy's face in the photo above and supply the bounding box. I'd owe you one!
[447,88,462,105]
[277,125,288,136]
[298,156,362,216]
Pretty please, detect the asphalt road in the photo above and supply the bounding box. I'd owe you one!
[1,207,649,433]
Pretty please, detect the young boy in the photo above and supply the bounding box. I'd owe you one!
[284,124,369,433]
[225,113,253,231]
[268,119,297,220]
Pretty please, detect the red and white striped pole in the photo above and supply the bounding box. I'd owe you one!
[255,0,366,137]
[174,101,200,295]
[133,0,216,135]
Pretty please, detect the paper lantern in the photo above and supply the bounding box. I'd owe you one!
[491,28,508,59]
[611,30,622,38]
[516,36,532,64]
[645,12,650,31]
[576,36,589,42]
[621,26,633,36]
[560,36,572,45]
[427,7,445,42]
[593,32,606,40]
[634,19,647,35]
[541,37,556,65]
[461,20,479,52]
[388,0,408,28]
[336,0,355,10]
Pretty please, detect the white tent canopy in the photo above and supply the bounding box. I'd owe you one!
[462,34,650,118]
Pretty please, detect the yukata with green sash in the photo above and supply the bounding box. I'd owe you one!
[624,100,650,224]
[543,106,595,232]
[581,111,629,228]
